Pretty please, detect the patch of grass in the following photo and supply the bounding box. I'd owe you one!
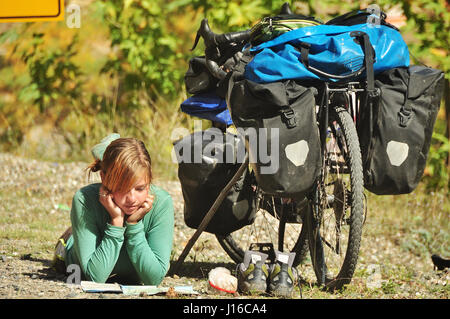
[5,93,193,181]
[426,282,450,296]
[365,185,449,258]
[0,153,448,298]
[381,279,402,295]
[0,188,70,259]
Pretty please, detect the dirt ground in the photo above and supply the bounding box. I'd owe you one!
[0,153,448,299]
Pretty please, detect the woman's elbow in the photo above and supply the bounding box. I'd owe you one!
[84,265,109,283]
[141,264,169,286]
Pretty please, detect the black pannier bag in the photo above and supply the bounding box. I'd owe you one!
[359,65,445,195]
[226,53,322,199]
[174,129,257,235]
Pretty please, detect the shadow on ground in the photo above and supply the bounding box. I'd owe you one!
[20,254,237,284]
[20,255,67,282]
[168,260,237,279]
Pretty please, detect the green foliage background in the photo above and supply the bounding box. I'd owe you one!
[0,0,448,186]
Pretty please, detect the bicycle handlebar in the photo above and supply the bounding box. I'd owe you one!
[192,19,250,80]
[190,3,299,80]
[206,58,228,80]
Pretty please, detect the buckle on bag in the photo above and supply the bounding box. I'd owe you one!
[398,108,412,127]
[281,107,296,128]
[398,100,413,127]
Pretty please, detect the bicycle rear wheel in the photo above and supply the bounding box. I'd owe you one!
[216,196,310,267]
[306,106,365,290]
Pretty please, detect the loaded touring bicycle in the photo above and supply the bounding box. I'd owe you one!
[171,3,445,291]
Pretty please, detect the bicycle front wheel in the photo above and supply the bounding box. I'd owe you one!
[306,106,365,291]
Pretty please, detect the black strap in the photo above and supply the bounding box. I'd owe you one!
[349,31,376,91]
[398,84,413,127]
[299,42,310,68]
[280,106,296,128]
[398,102,413,127]
[349,31,379,144]
[232,48,252,74]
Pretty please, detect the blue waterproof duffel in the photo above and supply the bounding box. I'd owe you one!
[244,23,410,83]
[180,92,232,125]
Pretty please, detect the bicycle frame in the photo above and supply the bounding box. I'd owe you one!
[317,81,367,145]
[177,4,374,289]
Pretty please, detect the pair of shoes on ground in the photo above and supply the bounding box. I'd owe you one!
[237,250,298,297]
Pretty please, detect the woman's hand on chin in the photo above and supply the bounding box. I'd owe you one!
[99,185,125,227]
[126,195,154,225]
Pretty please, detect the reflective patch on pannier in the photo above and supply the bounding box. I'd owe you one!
[285,140,309,167]
[386,141,409,167]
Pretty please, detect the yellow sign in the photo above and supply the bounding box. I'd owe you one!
[0,0,64,23]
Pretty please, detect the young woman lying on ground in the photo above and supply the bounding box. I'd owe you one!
[53,134,174,285]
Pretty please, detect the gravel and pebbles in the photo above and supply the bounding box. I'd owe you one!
[0,152,231,299]
[0,152,448,299]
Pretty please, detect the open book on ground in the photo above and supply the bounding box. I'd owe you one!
[79,281,199,296]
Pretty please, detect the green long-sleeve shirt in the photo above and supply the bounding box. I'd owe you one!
[64,183,174,285]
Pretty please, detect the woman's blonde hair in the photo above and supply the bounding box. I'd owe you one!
[87,138,152,193]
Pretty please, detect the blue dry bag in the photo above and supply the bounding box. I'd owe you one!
[244,23,410,83]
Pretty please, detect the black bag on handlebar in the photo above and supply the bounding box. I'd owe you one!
[184,56,219,95]
[174,129,257,235]
[226,52,322,199]
[185,52,246,97]
[359,65,444,195]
